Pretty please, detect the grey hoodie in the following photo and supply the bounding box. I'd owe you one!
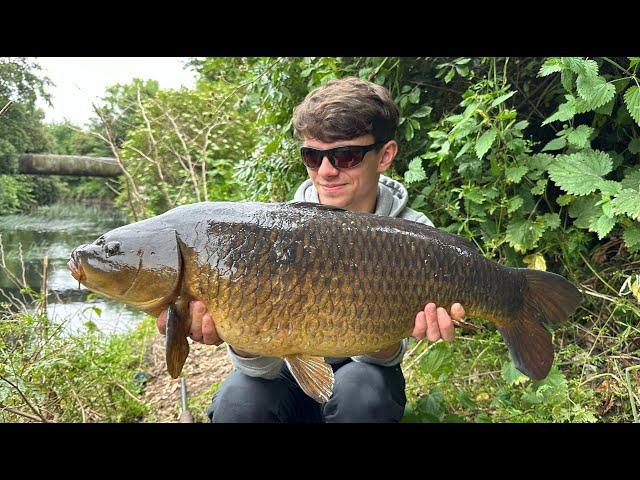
[226,174,434,379]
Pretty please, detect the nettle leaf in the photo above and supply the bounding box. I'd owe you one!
[562,57,598,77]
[461,184,487,204]
[502,361,529,385]
[561,69,574,91]
[568,195,602,229]
[506,217,545,252]
[589,213,617,239]
[594,97,615,116]
[507,195,524,213]
[538,58,562,77]
[622,224,640,252]
[576,74,616,110]
[528,153,555,172]
[547,150,613,196]
[567,125,594,148]
[597,179,622,198]
[610,188,640,220]
[404,157,427,184]
[506,165,528,183]
[419,342,453,378]
[540,213,561,230]
[543,136,567,152]
[556,194,574,206]
[543,99,576,125]
[475,128,498,159]
[624,85,640,127]
[531,178,548,195]
[621,167,640,190]
[628,138,640,155]
[415,388,445,423]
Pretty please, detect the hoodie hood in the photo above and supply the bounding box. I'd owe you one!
[292,174,409,218]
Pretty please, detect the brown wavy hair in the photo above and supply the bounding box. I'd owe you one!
[292,77,399,143]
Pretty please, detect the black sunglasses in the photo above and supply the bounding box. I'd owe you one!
[300,140,389,170]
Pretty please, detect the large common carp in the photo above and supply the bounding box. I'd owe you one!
[68,201,582,403]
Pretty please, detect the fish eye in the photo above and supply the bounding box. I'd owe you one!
[105,241,121,256]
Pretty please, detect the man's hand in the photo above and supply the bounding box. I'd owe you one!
[367,302,464,359]
[412,302,464,342]
[156,300,222,346]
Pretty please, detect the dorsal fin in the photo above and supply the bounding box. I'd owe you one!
[287,201,346,212]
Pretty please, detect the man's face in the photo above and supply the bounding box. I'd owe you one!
[303,134,396,213]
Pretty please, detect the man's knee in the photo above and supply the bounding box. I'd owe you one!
[207,371,292,423]
[323,361,406,422]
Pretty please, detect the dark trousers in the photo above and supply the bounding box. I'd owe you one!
[206,359,407,423]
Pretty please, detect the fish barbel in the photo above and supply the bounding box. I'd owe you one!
[68,201,582,402]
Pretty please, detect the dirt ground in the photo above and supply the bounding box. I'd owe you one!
[139,335,233,422]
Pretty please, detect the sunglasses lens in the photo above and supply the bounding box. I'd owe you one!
[301,148,323,169]
[333,148,364,168]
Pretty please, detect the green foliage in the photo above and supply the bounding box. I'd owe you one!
[624,85,640,127]
[0,300,154,423]
[0,58,60,213]
[547,150,613,196]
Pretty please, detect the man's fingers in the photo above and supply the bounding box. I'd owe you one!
[156,310,167,335]
[202,313,221,345]
[437,307,455,342]
[189,300,205,342]
[413,310,427,340]
[451,303,465,321]
[425,303,441,342]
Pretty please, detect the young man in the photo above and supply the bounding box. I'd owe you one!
[156,76,465,422]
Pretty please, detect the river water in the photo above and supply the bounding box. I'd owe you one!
[0,202,143,335]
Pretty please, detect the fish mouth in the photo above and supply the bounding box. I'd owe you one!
[67,254,85,283]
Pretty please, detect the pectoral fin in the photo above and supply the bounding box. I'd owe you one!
[166,302,190,378]
[284,355,334,403]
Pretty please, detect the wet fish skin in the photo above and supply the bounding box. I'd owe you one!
[178,202,523,358]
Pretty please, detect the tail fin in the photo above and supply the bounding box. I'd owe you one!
[498,269,582,381]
